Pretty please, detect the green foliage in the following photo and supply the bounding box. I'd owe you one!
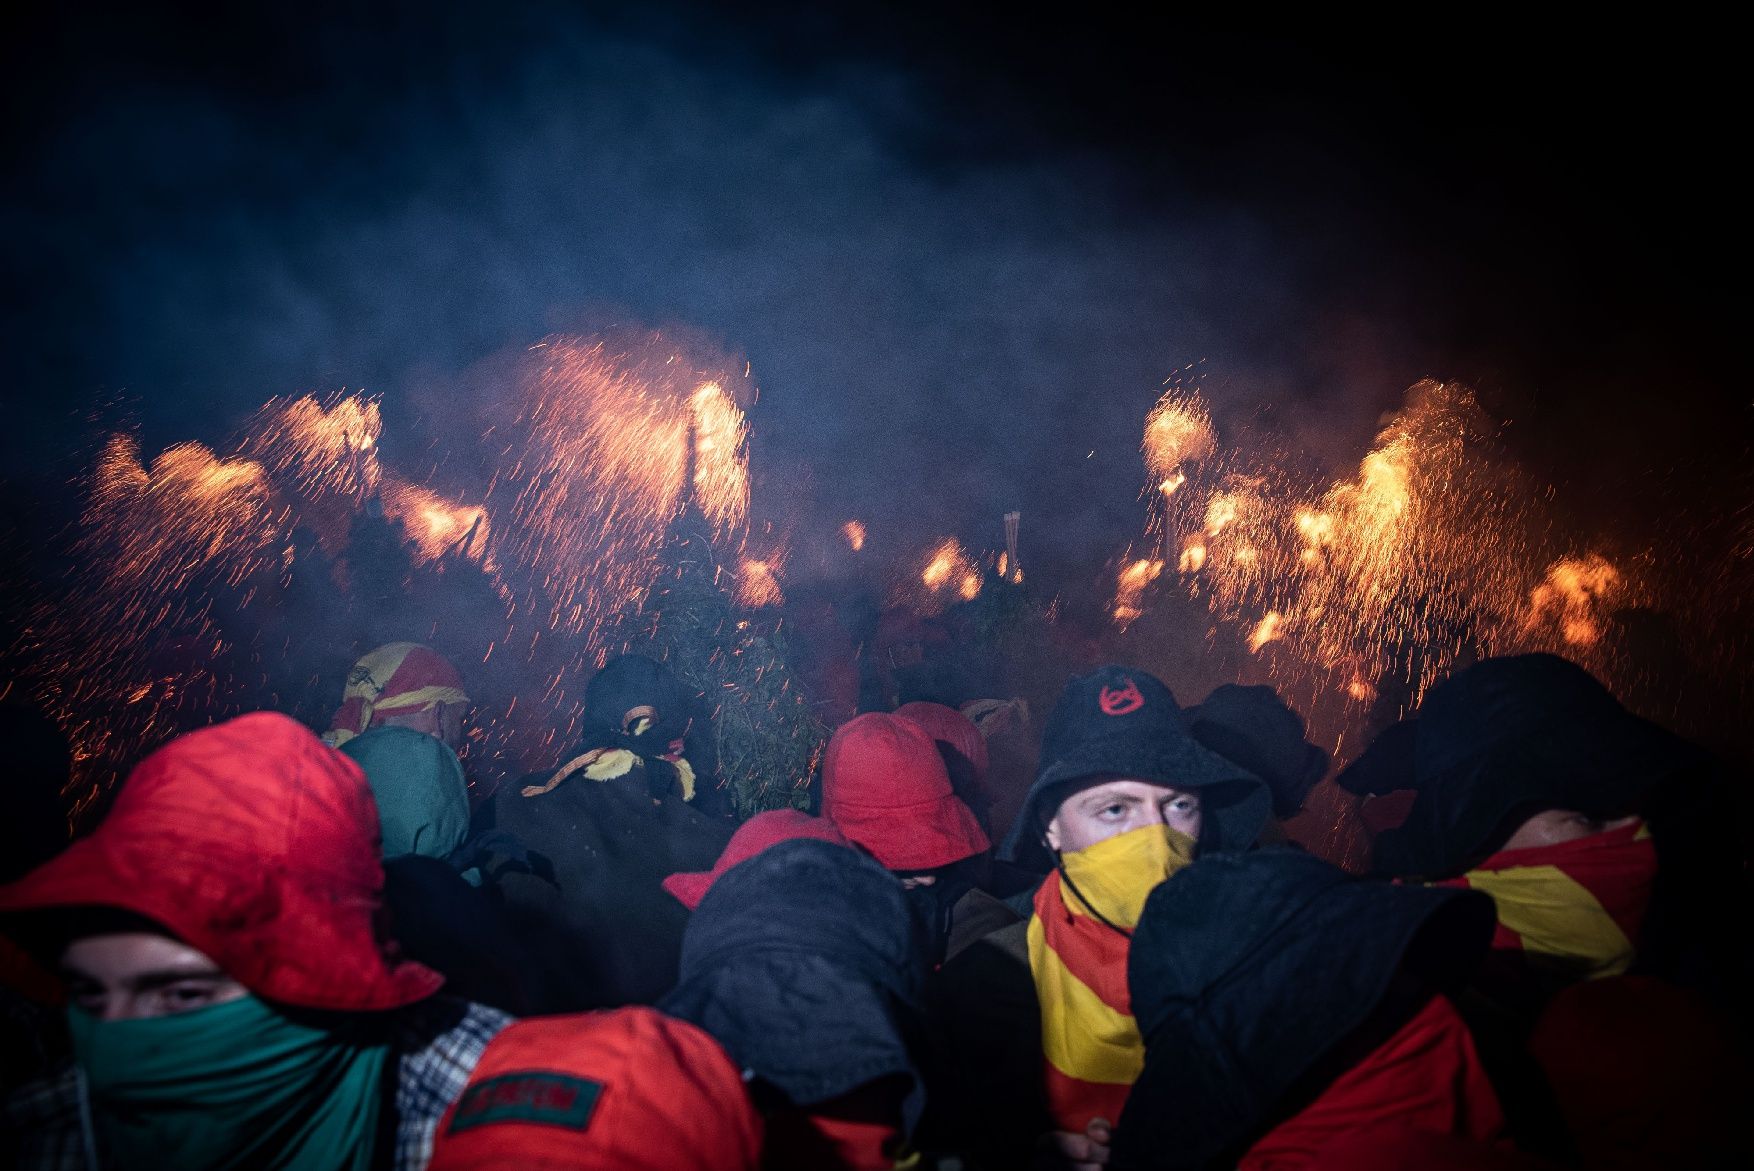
[611,514,825,818]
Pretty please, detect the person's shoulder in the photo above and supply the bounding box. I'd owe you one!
[392,998,514,1171]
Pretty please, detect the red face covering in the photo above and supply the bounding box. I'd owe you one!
[1241,996,1506,1170]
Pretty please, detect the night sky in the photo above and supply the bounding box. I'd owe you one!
[4,3,1746,596]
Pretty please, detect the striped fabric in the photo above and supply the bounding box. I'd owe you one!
[1028,871,1141,1133]
[326,642,469,747]
[1441,820,1655,983]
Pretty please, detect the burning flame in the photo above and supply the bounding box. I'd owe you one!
[380,477,492,566]
[1526,554,1625,647]
[1248,610,1284,653]
[1143,389,1216,485]
[1113,557,1165,625]
[842,520,867,552]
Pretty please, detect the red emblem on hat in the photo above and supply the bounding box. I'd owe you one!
[1099,678,1145,716]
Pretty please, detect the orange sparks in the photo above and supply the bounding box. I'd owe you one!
[842,520,867,552]
[1178,537,1207,574]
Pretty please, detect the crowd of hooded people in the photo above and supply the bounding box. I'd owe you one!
[0,638,1748,1170]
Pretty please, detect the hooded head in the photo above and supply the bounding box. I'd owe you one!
[660,839,929,1132]
[893,701,989,788]
[662,810,850,910]
[428,1007,762,1171]
[326,642,469,750]
[340,725,471,861]
[1187,684,1329,820]
[1371,654,1701,878]
[0,712,441,1012]
[1113,849,1496,1169]
[998,666,1270,867]
[579,654,697,755]
[822,713,989,872]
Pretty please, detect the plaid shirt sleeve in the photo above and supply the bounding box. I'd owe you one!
[393,998,512,1171]
[2,1061,90,1171]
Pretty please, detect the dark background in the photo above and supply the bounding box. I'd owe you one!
[4,2,1746,593]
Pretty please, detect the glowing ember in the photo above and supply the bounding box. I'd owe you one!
[689,382,751,542]
[1178,537,1207,574]
[1143,388,1216,484]
[735,557,785,609]
[380,476,492,566]
[842,520,867,552]
[1248,610,1285,653]
[1113,557,1165,625]
[1525,554,1626,647]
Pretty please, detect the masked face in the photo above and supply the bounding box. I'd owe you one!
[61,933,248,1021]
[1057,823,1198,930]
[1045,778,1203,855]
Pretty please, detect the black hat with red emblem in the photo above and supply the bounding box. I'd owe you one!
[997,665,1269,865]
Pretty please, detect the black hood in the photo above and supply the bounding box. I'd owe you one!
[1112,848,1494,1169]
[1371,653,1703,879]
[660,839,929,1129]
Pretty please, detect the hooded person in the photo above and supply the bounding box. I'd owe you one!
[480,655,734,1012]
[1365,654,1727,1007]
[922,666,1270,1169]
[894,700,994,835]
[1110,848,1506,1171]
[661,809,851,911]
[0,712,512,1171]
[1356,654,1748,1162]
[1185,684,1329,840]
[426,1006,763,1171]
[325,642,471,752]
[340,727,537,1013]
[660,839,929,1171]
[822,712,991,964]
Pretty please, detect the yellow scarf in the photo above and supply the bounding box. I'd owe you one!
[1028,826,1195,1131]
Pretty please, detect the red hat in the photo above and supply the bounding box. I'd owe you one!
[429,1007,762,1171]
[0,712,441,1012]
[894,701,989,785]
[822,713,989,871]
[663,810,850,910]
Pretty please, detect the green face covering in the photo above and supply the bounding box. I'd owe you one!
[67,993,389,1171]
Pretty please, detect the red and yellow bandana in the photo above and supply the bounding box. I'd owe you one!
[1028,825,1195,1133]
[325,642,469,748]
[1440,820,1656,984]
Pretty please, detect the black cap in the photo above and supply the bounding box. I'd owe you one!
[1187,684,1329,820]
[997,666,1269,865]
